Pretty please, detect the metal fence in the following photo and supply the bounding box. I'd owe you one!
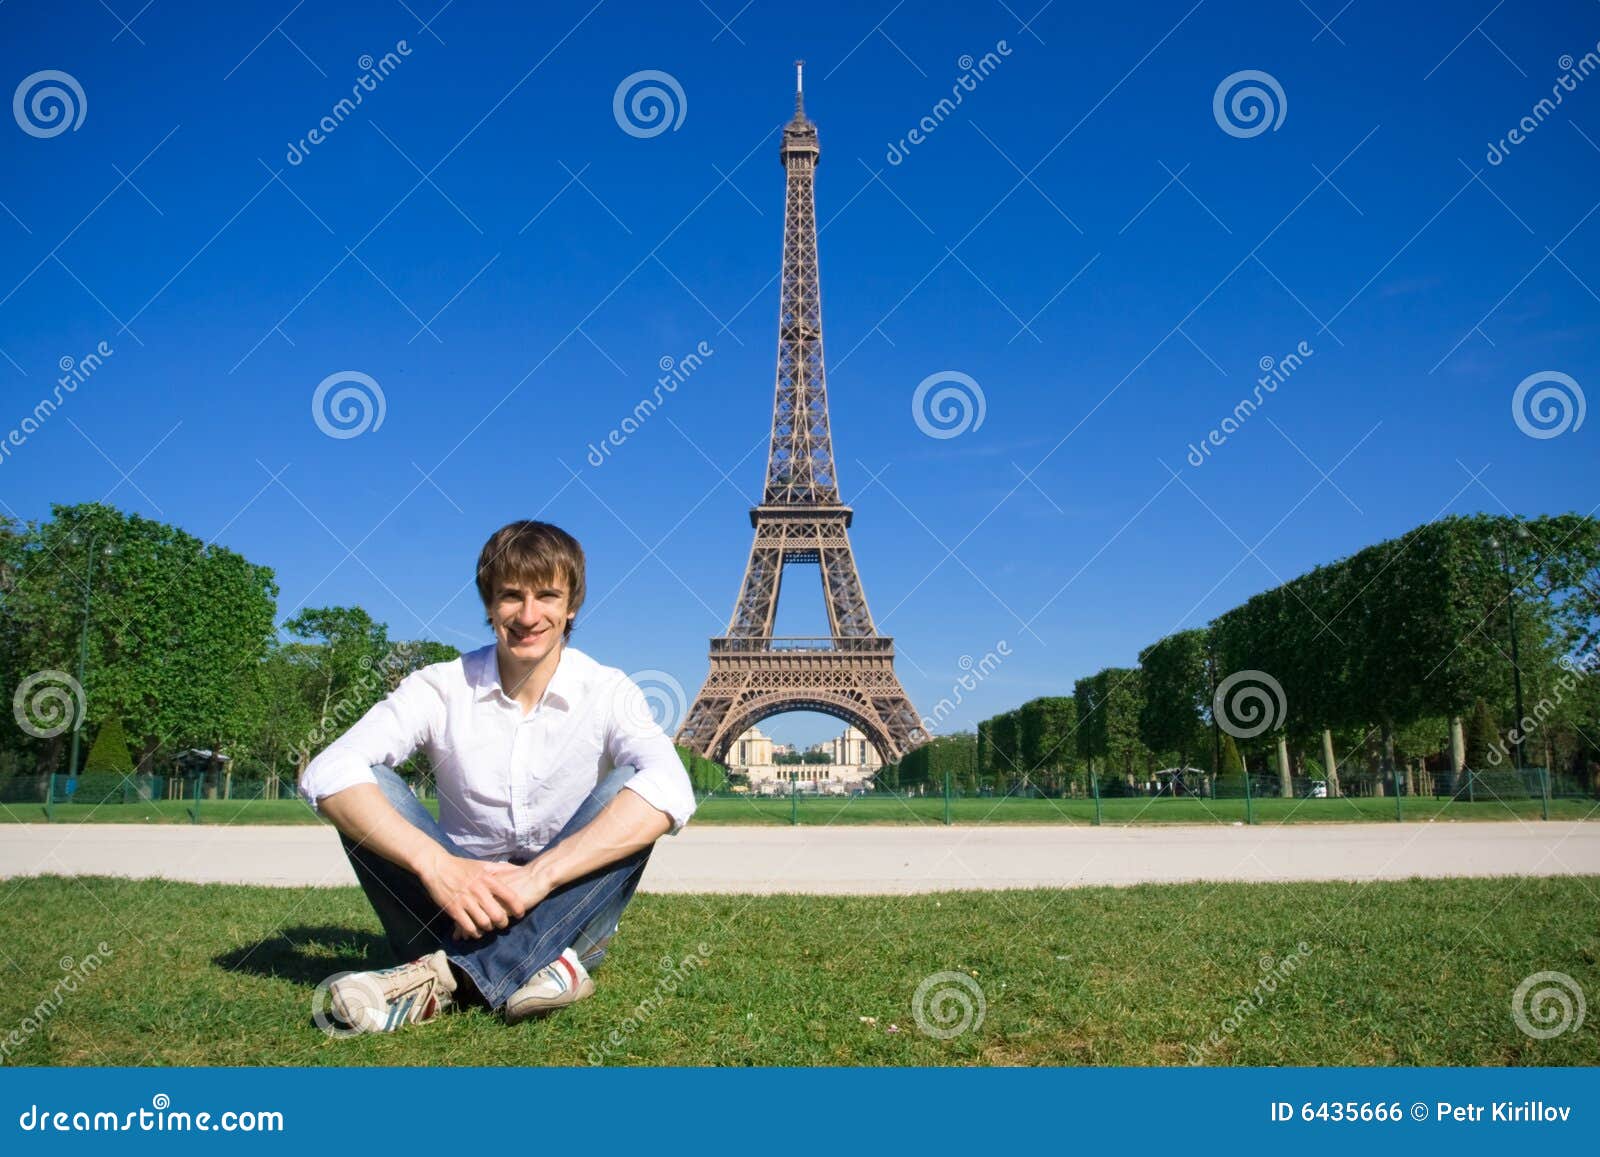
[0,768,449,822]
[688,765,1596,825]
[2,766,1592,825]
[0,771,305,821]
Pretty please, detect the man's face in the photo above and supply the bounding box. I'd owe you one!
[489,570,575,665]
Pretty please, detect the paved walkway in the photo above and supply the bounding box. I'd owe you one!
[2,821,1597,893]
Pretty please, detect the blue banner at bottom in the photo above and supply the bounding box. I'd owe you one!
[2,1067,1594,1151]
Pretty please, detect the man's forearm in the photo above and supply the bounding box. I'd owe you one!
[321,782,525,939]
[522,785,669,897]
[319,783,444,876]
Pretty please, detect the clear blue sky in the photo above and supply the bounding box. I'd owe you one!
[2,0,1595,749]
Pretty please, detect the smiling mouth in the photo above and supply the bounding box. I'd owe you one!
[510,626,546,643]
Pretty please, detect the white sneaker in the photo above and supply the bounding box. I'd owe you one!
[503,948,594,1023]
[326,949,456,1034]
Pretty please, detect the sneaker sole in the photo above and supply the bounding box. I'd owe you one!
[504,977,595,1023]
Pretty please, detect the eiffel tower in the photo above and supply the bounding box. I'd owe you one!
[677,64,925,766]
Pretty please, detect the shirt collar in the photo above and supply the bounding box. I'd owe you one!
[472,642,581,712]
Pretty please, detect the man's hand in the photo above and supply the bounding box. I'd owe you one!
[419,849,528,940]
[500,786,671,918]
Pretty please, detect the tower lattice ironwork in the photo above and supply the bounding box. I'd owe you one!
[677,65,926,767]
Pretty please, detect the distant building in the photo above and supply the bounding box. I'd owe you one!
[823,728,877,768]
[728,723,883,795]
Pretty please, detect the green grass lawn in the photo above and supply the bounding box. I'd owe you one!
[4,794,1595,826]
[1,874,1595,1066]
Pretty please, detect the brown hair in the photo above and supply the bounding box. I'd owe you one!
[476,521,586,639]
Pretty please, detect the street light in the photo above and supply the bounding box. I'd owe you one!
[1487,522,1532,771]
[65,530,116,780]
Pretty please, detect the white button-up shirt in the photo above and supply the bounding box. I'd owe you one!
[298,642,696,859]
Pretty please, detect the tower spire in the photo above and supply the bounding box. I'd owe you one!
[795,59,804,116]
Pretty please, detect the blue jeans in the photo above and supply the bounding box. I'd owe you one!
[338,763,653,1010]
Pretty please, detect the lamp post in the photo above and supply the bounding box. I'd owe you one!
[1488,524,1531,771]
[65,531,115,780]
[1207,647,1221,797]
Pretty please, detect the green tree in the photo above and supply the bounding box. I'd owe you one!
[4,503,277,776]
[968,512,1598,802]
[0,513,25,774]
[1032,696,1078,792]
[383,640,461,688]
[989,710,1021,791]
[675,746,728,793]
[894,733,976,794]
[1464,698,1500,772]
[279,606,393,769]
[1074,669,1150,788]
[82,716,134,776]
[1216,732,1245,796]
[1138,629,1211,772]
[238,642,320,779]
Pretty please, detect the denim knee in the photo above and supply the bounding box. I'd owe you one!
[592,764,638,807]
[368,763,415,807]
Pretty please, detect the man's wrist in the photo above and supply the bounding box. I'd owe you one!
[521,858,558,895]
[406,840,448,880]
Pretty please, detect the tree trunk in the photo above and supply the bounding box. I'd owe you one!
[1277,734,1293,798]
[1375,720,1396,797]
[1321,729,1341,797]
[1449,715,1466,773]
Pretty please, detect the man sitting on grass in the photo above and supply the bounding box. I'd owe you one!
[298,520,695,1033]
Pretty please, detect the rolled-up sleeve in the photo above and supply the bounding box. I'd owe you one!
[298,670,444,813]
[604,676,697,834]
